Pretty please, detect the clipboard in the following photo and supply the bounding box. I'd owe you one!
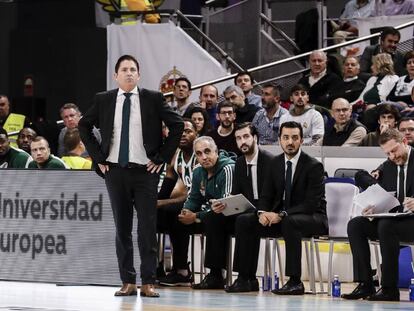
[217,194,255,216]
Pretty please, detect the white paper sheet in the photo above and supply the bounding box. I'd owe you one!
[353,184,400,216]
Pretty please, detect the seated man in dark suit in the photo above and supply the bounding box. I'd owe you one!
[210,122,273,292]
[226,121,328,295]
[343,128,414,301]
[298,50,343,109]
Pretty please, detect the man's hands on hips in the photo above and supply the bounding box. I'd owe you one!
[98,163,109,174]
[147,161,164,174]
[178,208,196,224]
[403,197,414,212]
[258,212,282,227]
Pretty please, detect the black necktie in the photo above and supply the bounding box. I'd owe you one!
[118,93,132,167]
[285,161,292,209]
[398,165,405,208]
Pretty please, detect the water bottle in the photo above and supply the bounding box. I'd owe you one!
[274,272,279,290]
[262,276,269,291]
[332,275,341,297]
[409,278,414,301]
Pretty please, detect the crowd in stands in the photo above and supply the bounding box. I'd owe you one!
[1,19,414,302]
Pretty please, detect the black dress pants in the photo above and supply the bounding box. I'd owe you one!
[105,166,159,285]
[202,212,237,270]
[233,212,328,279]
[348,216,414,288]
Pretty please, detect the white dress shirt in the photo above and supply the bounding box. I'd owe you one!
[106,86,150,165]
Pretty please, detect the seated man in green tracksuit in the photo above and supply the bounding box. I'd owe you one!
[178,136,235,289]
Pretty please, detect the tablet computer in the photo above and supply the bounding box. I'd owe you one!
[217,194,255,216]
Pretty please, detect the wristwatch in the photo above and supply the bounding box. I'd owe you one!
[278,211,288,218]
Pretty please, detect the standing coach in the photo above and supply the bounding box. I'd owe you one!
[79,55,183,297]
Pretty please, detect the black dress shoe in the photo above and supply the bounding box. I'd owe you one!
[341,282,375,300]
[192,273,225,290]
[366,287,400,301]
[225,277,251,293]
[272,280,304,295]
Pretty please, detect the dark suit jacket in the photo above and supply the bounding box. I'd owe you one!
[79,88,184,174]
[258,151,326,215]
[298,71,343,109]
[378,147,414,208]
[231,149,273,206]
[359,44,406,81]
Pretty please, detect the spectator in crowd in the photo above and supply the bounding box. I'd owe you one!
[207,100,240,156]
[360,103,400,146]
[359,27,406,80]
[357,53,399,109]
[323,98,367,146]
[178,136,235,290]
[171,77,192,116]
[230,122,327,295]
[61,128,92,169]
[187,106,211,136]
[298,50,343,109]
[16,127,37,154]
[280,84,325,146]
[334,0,375,37]
[387,50,414,109]
[58,103,101,157]
[157,119,199,287]
[398,117,414,146]
[336,56,366,103]
[0,94,27,147]
[252,83,288,145]
[343,128,414,301]
[223,122,273,293]
[381,0,414,16]
[0,127,32,168]
[29,136,67,169]
[199,85,219,128]
[234,72,262,107]
[223,85,259,124]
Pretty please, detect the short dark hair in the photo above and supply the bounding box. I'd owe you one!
[290,84,308,95]
[377,104,400,122]
[380,27,400,42]
[175,77,192,90]
[64,128,81,152]
[0,127,8,137]
[234,71,254,85]
[398,117,414,128]
[234,122,258,137]
[182,117,197,133]
[379,128,403,145]
[261,82,281,97]
[279,121,303,139]
[115,55,140,73]
[60,103,81,117]
[404,50,414,66]
[217,100,235,114]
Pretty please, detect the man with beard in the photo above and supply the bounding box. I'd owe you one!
[16,127,37,154]
[342,128,414,301]
[178,136,235,290]
[157,119,199,286]
[206,100,240,156]
[224,85,260,124]
[218,122,273,292]
[359,27,406,80]
[252,83,288,145]
[226,121,328,295]
[280,84,325,146]
[0,127,32,168]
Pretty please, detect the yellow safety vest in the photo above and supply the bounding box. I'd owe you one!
[3,113,25,147]
[61,156,92,170]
